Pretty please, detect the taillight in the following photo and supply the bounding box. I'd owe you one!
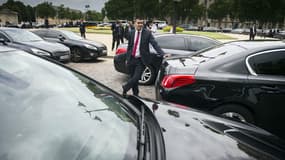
[115,48,127,55]
[161,75,196,89]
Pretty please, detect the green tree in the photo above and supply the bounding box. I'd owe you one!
[35,2,56,18]
[86,11,103,21]
[104,0,134,20]
[208,0,232,27]
[25,5,35,22]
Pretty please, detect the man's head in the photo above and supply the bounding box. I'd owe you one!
[134,18,144,31]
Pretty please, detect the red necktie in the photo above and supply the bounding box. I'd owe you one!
[132,31,140,57]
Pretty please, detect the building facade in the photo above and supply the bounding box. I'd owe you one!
[0,9,18,26]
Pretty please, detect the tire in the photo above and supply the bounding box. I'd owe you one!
[213,104,254,123]
[71,47,81,62]
[139,66,156,85]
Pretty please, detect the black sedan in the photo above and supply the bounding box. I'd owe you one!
[1,45,285,160]
[114,34,220,85]
[32,29,107,62]
[156,40,285,140]
[0,27,70,62]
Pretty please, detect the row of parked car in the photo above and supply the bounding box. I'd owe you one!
[1,28,285,159]
[114,34,285,142]
[0,27,107,63]
[178,24,285,39]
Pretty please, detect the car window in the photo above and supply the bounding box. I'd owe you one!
[156,36,186,50]
[0,51,138,160]
[33,30,48,37]
[59,30,84,40]
[46,30,60,38]
[189,37,218,51]
[0,32,10,42]
[248,51,285,76]
[3,29,43,42]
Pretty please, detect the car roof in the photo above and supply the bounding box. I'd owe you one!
[154,33,221,43]
[226,40,285,51]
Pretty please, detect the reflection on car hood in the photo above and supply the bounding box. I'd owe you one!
[79,39,106,48]
[139,98,285,160]
[21,41,69,53]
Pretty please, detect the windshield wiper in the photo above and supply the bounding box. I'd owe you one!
[138,105,148,160]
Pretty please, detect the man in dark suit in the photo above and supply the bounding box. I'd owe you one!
[122,17,169,97]
[249,24,257,40]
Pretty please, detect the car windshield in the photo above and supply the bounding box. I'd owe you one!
[0,51,138,160]
[4,29,43,42]
[59,30,84,40]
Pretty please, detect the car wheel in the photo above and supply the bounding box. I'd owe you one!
[71,47,81,62]
[139,66,155,85]
[213,104,254,123]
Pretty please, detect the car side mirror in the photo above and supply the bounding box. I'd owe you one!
[0,38,7,45]
[58,35,66,41]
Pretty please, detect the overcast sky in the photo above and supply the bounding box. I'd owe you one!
[0,0,108,12]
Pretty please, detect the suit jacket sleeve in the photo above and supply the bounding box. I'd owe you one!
[126,31,134,61]
[149,33,165,56]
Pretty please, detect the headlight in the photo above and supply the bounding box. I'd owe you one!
[31,48,51,56]
[84,44,97,51]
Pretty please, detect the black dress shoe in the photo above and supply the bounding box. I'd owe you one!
[122,86,127,98]
[122,91,127,98]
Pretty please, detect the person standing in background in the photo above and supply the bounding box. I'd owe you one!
[111,20,120,51]
[249,24,257,40]
[79,20,86,39]
[118,21,124,43]
[124,21,135,41]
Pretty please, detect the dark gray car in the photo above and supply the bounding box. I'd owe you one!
[32,29,107,62]
[0,27,70,62]
[114,34,221,85]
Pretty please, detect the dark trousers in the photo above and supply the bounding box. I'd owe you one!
[112,36,120,51]
[249,34,255,40]
[81,32,86,39]
[122,57,145,96]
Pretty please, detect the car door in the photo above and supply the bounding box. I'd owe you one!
[246,49,285,139]
[153,35,190,56]
[44,30,62,43]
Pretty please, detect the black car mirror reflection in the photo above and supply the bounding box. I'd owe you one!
[0,38,8,45]
[58,35,66,41]
[0,38,10,45]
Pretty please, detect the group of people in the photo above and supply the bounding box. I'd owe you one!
[111,20,131,51]
[111,20,158,51]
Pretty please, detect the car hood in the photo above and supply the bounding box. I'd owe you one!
[137,98,285,160]
[21,40,69,53]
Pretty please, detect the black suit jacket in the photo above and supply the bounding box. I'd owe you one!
[126,28,165,65]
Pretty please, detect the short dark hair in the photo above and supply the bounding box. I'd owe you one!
[134,17,144,21]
